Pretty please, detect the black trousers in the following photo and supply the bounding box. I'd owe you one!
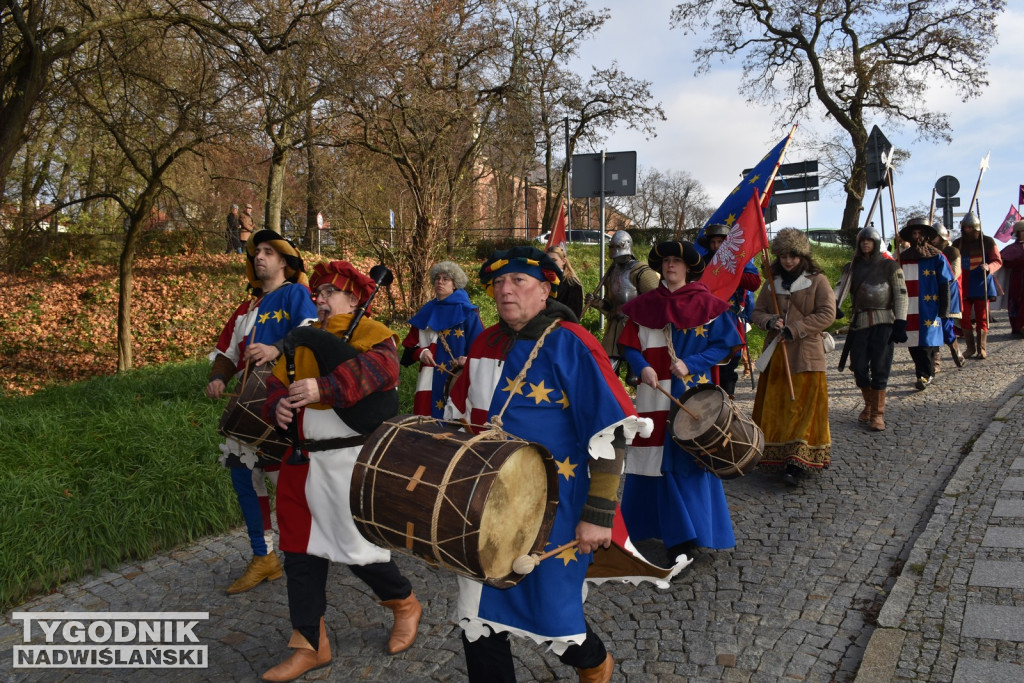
[283,551,411,650]
[719,353,742,396]
[848,325,895,390]
[462,624,607,682]
[908,346,939,380]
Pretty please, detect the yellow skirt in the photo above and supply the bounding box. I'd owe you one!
[752,354,831,472]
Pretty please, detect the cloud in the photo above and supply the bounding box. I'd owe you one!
[573,2,1024,234]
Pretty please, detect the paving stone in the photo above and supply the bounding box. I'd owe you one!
[969,561,1024,589]
[952,657,1024,683]
[962,604,1024,641]
[980,526,1024,548]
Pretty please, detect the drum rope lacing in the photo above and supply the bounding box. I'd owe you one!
[662,326,748,472]
[357,416,547,579]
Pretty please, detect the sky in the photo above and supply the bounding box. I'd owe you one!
[573,1,1024,240]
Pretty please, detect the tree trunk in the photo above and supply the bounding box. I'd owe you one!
[841,127,870,240]
[116,188,160,372]
[265,142,288,234]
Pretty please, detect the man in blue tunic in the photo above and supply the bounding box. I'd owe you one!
[897,217,953,391]
[445,246,651,683]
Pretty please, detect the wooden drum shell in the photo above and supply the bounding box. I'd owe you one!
[351,415,558,588]
[670,384,764,479]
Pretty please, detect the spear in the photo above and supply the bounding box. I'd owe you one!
[969,153,992,321]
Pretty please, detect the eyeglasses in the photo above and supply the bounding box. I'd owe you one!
[313,287,341,301]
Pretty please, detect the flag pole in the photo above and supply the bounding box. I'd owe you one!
[758,124,799,210]
[886,167,902,268]
[752,183,795,401]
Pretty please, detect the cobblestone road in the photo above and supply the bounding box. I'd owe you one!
[4,320,1023,682]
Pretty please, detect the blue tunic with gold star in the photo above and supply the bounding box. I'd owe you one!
[618,310,741,550]
[900,253,952,348]
[445,318,647,649]
[402,289,483,417]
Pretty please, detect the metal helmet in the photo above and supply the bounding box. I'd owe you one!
[854,227,881,258]
[899,215,937,243]
[699,223,730,250]
[609,230,634,260]
[961,211,980,229]
[934,222,950,243]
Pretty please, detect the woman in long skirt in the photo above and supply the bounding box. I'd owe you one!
[752,228,837,486]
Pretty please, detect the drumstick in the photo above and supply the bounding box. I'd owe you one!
[653,384,699,420]
[512,540,580,575]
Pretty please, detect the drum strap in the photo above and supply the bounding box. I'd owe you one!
[490,319,561,430]
[300,435,368,452]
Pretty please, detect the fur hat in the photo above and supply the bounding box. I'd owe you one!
[429,260,469,290]
[770,228,811,258]
[479,245,562,297]
[244,229,308,290]
[648,240,704,276]
[309,261,376,309]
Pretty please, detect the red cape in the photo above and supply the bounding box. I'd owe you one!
[621,281,731,329]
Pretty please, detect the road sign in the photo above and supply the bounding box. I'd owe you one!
[571,151,637,197]
[316,212,325,230]
[771,189,820,206]
[935,175,960,198]
[865,126,893,190]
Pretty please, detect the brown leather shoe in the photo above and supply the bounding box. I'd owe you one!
[858,387,872,423]
[380,592,422,654]
[262,622,331,682]
[226,553,283,595]
[577,653,614,683]
[869,389,886,432]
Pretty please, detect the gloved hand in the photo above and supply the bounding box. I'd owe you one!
[889,319,908,344]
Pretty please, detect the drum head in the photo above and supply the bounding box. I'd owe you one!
[477,444,550,579]
[671,385,727,441]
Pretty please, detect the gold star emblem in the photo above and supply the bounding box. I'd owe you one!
[693,325,707,337]
[555,457,577,480]
[502,377,524,396]
[557,545,579,565]
[730,184,741,195]
[435,399,445,411]
[922,269,933,277]
[696,374,710,384]
[453,328,464,338]
[748,174,761,185]
[435,362,447,374]
[725,213,737,226]
[272,309,285,322]
[440,328,450,337]
[526,380,554,404]
[681,373,694,385]
[258,312,271,324]
[556,392,570,410]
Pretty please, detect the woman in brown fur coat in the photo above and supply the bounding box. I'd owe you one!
[751,228,837,486]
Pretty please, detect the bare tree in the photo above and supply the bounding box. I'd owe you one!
[330,0,514,307]
[72,16,240,370]
[671,0,1005,237]
[511,0,665,233]
[615,166,711,240]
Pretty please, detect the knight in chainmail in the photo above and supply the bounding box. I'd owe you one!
[837,227,907,431]
[586,230,661,371]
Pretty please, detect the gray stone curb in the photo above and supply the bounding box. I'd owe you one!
[856,384,1024,683]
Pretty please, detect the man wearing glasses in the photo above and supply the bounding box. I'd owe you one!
[205,229,317,595]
